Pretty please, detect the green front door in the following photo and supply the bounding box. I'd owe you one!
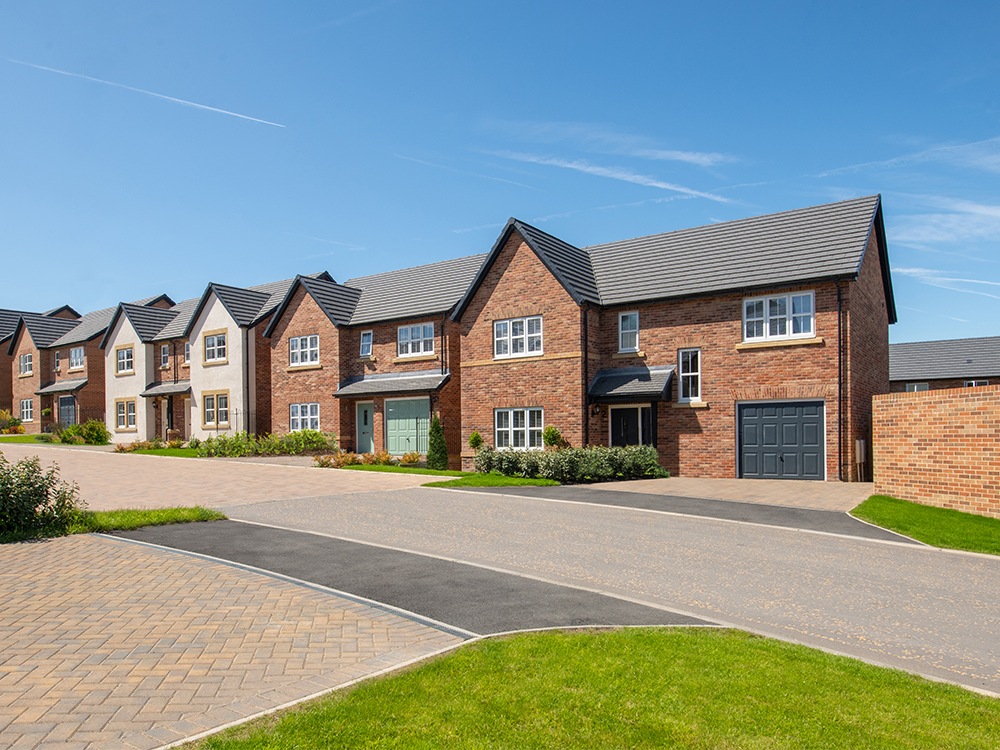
[357,403,375,453]
[385,398,430,455]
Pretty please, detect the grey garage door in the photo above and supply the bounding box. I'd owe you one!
[738,401,824,480]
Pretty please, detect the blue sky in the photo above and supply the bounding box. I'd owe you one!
[2,1,997,343]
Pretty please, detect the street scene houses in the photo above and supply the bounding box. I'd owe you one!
[12,193,986,483]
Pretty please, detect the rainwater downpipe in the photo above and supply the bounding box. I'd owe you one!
[582,304,589,447]
[836,281,843,482]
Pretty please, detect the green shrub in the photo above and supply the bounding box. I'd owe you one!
[37,433,59,443]
[426,415,448,470]
[0,409,11,431]
[400,450,422,464]
[194,430,336,458]
[468,430,484,452]
[0,454,85,539]
[474,444,666,483]
[188,437,201,450]
[542,425,566,449]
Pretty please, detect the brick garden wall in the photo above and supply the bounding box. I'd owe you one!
[873,385,1000,518]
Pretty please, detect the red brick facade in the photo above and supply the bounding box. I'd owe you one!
[457,227,891,480]
[873,385,1000,518]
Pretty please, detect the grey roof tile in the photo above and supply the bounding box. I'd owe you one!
[335,369,450,398]
[889,337,1000,381]
[36,377,88,395]
[300,277,362,327]
[210,284,272,327]
[514,220,601,305]
[12,313,80,350]
[152,297,201,341]
[346,255,486,326]
[586,195,882,307]
[119,304,180,342]
[50,295,172,348]
[0,309,38,342]
[588,366,676,402]
[140,380,192,397]
[246,272,332,326]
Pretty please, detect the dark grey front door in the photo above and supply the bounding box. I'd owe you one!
[59,396,76,426]
[610,406,654,447]
[738,401,824,480]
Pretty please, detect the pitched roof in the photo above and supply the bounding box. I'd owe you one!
[587,194,888,307]
[452,195,895,322]
[346,254,486,326]
[36,377,88,395]
[588,366,675,403]
[6,313,79,353]
[262,276,363,337]
[48,295,173,349]
[0,309,37,342]
[334,369,450,398]
[121,304,180,342]
[889,336,1000,381]
[152,297,201,341]
[41,305,81,319]
[140,380,192,398]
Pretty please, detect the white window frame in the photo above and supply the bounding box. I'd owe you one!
[397,323,435,357]
[965,380,989,387]
[289,402,320,432]
[494,407,544,450]
[743,291,815,342]
[116,347,134,374]
[54,351,60,371]
[618,312,639,353]
[69,347,85,370]
[494,316,543,359]
[359,330,373,358]
[20,399,33,422]
[18,353,32,375]
[203,393,230,426]
[204,333,227,363]
[906,383,929,392]
[117,400,136,429]
[289,335,319,365]
[679,348,701,402]
[160,344,170,368]
[184,341,191,363]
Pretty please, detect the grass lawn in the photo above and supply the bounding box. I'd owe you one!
[197,628,1000,750]
[0,434,48,443]
[852,495,1000,556]
[126,447,200,458]
[338,464,472,477]
[424,473,560,488]
[1,506,226,543]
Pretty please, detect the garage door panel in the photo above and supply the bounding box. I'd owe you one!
[386,399,430,455]
[738,401,824,480]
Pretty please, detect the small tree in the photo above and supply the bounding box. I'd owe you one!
[468,430,484,452]
[542,425,565,450]
[426,414,448,470]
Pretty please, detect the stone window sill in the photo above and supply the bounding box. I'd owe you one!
[613,350,646,359]
[393,354,437,364]
[735,336,824,351]
[671,402,709,409]
[287,364,322,372]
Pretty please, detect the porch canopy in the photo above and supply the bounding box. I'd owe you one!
[36,378,88,395]
[587,366,675,404]
[140,380,192,398]
[335,369,449,398]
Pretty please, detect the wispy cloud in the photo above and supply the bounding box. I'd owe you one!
[285,232,366,259]
[451,222,506,234]
[314,0,403,28]
[819,135,1000,177]
[488,151,729,202]
[394,154,539,190]
[8,59,285,128]
[482,120,735,167]
[900,305,969,324]
[894,267,1000,300]
[889,195,1000,251]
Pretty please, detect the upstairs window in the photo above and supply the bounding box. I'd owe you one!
[619,312,639,352]
[290,335,319,365]
[965,380,989,387]
[204,333,227,363]
[18,353,32,375]
[360,331,373,358]
[398,324,434,356]
[743,292,814,342]
[70,347,85,369]
[494,316,542,358]
[116,347,133,374]
[184,342,191,363]
[54,351,60,371]
[160,344,170,368]
[679,348,701,402]
[906,383,929,392]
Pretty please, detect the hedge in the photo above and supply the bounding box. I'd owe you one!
[473,445,668,483]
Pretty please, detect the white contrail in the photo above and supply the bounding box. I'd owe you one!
[8,58,285,128]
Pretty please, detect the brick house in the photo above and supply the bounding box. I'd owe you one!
[1,305,79,415]
[7,297,172,434]
[180,274,331,441]
[889,336,998,393]
[100,297,200,442]
[264,255,485,468]
[452,195,896,481]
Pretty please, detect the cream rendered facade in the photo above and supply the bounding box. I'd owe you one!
[104,316,155,442]
[186,293,258,440]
